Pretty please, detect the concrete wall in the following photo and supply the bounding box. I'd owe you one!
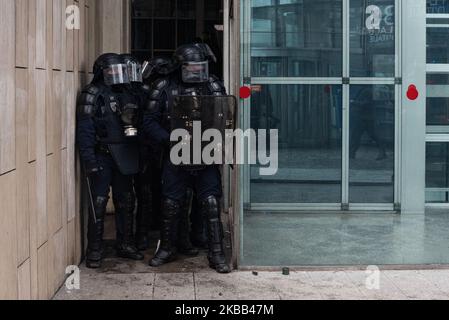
[0,0,129,300]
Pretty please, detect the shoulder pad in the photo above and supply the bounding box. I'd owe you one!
[82,84,102,96]
[152,78,170,91]
[207,76,226,95]
[77,84,102,119]
[149,78,170,100]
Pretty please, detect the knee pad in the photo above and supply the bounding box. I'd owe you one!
[163,198,182,211]
[93,196,109,220]
[200,196,220,219]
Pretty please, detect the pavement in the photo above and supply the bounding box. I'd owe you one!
[53,218,449,300]
[53,258,449,300]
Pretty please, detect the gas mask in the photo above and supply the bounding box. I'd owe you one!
[181,61,209,83]
[120,103,139,137]
[103,64,130,86]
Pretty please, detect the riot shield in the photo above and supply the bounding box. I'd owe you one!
[108,143,140,176]
[170,95,237,167]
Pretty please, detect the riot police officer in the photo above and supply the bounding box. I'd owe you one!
[143,43,232,273]
[77,53,144,268]
[143,55,200,259]
[119,53,155,250]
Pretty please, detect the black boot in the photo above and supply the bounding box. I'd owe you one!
[149,198,180,267]
[135,182,152,251]
[177,189,199,256]
[86,196,108,269]
[201,196,231,274]
[115,192,144,261]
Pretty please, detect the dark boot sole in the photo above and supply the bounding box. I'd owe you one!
[149,255,177,267]
[209,263,231,274]
[117,252,145,261]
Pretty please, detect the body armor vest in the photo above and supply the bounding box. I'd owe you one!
[95,87,140,175]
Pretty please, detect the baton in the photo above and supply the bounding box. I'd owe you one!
[85,174,98,224]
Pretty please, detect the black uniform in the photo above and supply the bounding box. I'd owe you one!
[143,44,231,273]
[77,53,144,268]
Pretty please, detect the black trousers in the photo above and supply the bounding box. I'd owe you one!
[90,153,134,239]
[161,159,222,203]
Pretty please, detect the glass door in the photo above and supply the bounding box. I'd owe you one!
[241,0,400,211]
[425,0,449,206]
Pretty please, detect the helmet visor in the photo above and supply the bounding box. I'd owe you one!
[181,61,209,83]
[127,61,143,83]
[103,64,130,85]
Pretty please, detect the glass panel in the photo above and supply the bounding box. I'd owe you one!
[153,0,176,17]
[427,28,449,64]
[251,0,343,77]
[152,50,174,58]
[177,20,197,45]
[350,0,395,77]
[427,74,449,126]
[153,20,176,50]
[177,0,196,18]
[426,142,449,203]
[205,0,222,20]
[132,0,153,18]
[349,85,395,203]
[131,50,152,63]
[132,19,152,50]
[427,0,449,14]
[250,84,342,204]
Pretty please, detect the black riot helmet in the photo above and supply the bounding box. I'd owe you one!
[92,53,130,86]
[142,56,177,81]
[120,54,143,83]
[173,43,217,83]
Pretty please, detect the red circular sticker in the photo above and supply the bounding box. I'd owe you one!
[239,86,252,99]
[407,85,419,101]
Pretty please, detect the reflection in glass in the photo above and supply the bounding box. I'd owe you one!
[250,84,342,203]
[427,0,449,14]
[426,142,449,203]
[427,28,449,64]
[427,74,449,126]
[350,0,395,77]
[251,0,343,77]
[349,85,395,203]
